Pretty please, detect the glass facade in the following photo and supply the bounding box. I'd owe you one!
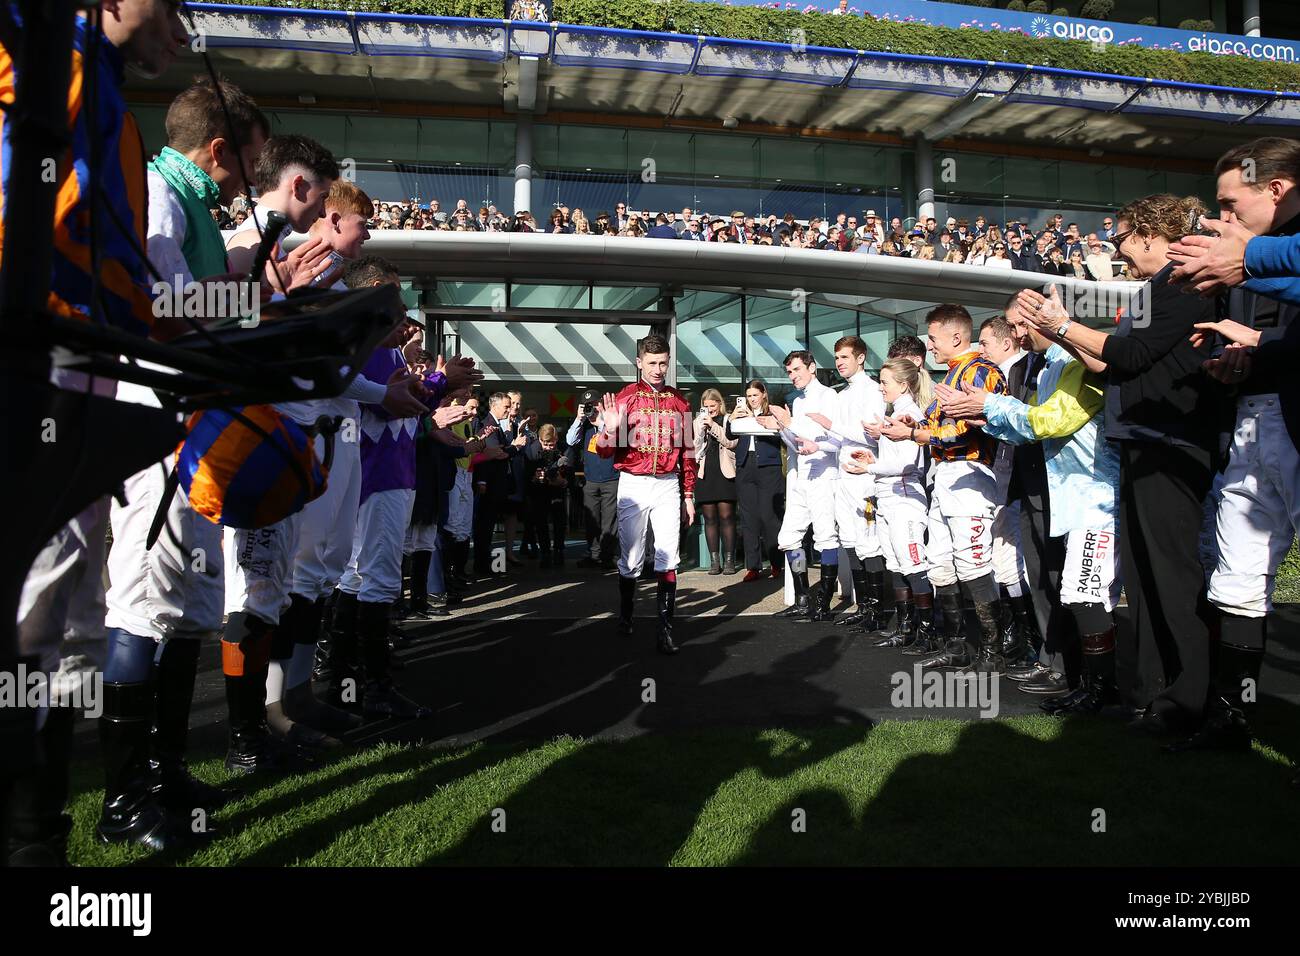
[130,105,1211,233]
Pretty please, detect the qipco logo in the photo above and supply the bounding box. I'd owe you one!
[1052,21,1115,44]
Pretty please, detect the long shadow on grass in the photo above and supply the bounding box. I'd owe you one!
[224,741,529,867]
[423,633,874,866]
[733,694,1300,867]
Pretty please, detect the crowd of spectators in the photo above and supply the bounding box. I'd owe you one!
[218,189,1127,280]
[357,197,1128,279]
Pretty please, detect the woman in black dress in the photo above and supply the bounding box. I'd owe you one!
[693,388,739,574]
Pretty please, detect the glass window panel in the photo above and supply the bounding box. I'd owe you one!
[744,294,804,402]
[450,319,649,385]
[1056,160,1115,206]
[937,152,1003,200]
[535,170,630,219]
[822,142,866,191]
[271,112,347,159]
[533,124,560,171]
[1112,166,1165,205]
[693,133,756,182]
[558,127,626,173]
[414,119,490,165]
[435,282,504,308]
[1002,157,1060,203]
[810,304,860,381]
[760,139,820,185]
[628,129,694,179]
[592,286,661,311]
[1167,171,1215,204]
[860,316,895,375]
[675,292,742,387]
[511,284,590,309]
[348,115,418,163]
[487,122,515,167]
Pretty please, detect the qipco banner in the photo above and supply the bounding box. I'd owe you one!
[721,0,1300,65]
[507,0,552,22]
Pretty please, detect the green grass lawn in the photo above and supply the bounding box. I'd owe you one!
[68,709,1300,867]
[1278,542,1300,605]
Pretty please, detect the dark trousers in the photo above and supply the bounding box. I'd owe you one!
[1017,491,1079,680]
[583,478,618,561]
[1118,440,1214,718]
[472,493,503,571]
[529,495,567,553]
[736,462,785,570]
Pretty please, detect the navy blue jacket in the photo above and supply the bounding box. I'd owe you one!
[726,419,783,469]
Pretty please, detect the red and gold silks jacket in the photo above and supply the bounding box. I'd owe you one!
[596,380,698,496]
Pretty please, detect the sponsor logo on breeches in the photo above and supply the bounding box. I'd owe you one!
[968,518,986,563]
[1079,531,1111,598]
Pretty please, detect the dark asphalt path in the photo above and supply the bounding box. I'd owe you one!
[70,600,1300,757]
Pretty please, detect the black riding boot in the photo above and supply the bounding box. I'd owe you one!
[1010,593,1042,660]
[224,612,314,776]
[657,577,680,655]
[973,599,1006,674]
[1166,634,1262,753]
[919,589,971,669]
[901,593,937,655]
[797,563,838,623]
[775,565,812,618]
[153,638,229,812]
[409,550,433,617]
[872,598,916,648]
[834,568,871,628]
[997,598,1028,667]
[98,677,215,849]
[326,590,362,711]
[283,594,361,736]
[360,600,432,719]
[1049,626,1120,715]
[617,575,636,635]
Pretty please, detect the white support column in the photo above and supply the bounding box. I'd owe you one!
[1244,0,1261,37]
[513,113,533,216]
[915,135,935,226]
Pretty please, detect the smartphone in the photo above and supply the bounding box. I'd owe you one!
[309,250,346,287]
[735,395,747,412]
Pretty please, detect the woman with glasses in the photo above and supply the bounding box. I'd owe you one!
[985,242,1013,269]
[1066,248,1089,280]
[1017,193,1223,740]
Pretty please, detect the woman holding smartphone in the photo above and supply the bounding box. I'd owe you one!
[727,380,786,582]
[693,389,740,574]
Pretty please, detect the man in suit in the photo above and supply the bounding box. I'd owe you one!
[1007,233,1041,273]
[472,393,528,576]
[1055,223,1085,261]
